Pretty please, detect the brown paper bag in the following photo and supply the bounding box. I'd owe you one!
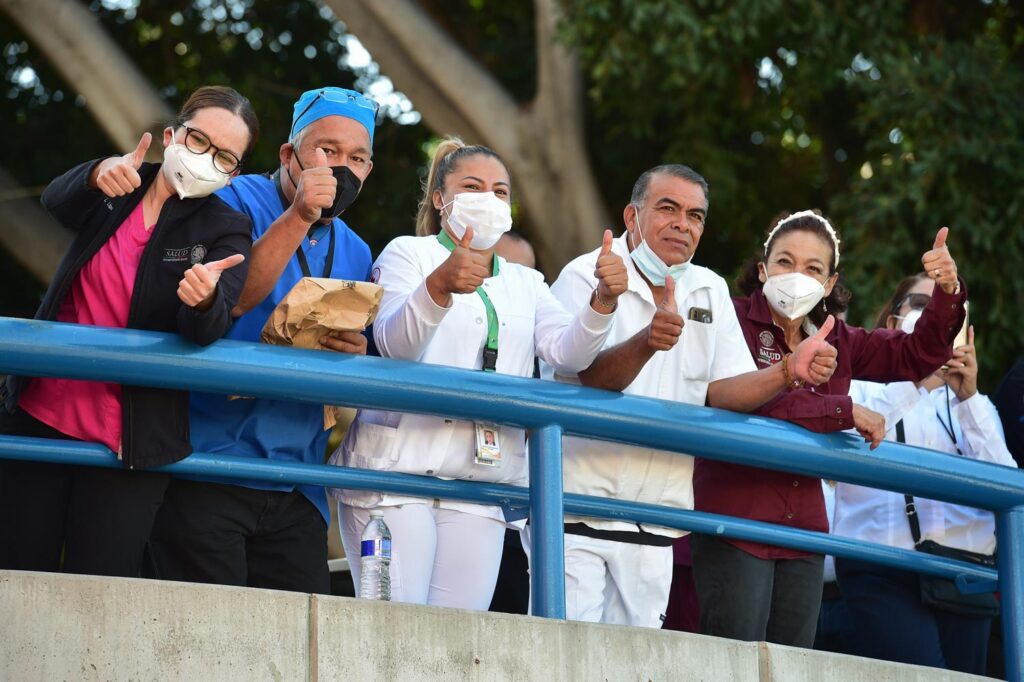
[260,277,383,429]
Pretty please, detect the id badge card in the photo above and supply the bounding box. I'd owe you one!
[475,422,502,467]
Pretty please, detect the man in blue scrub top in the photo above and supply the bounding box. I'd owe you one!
[149,88,377,594]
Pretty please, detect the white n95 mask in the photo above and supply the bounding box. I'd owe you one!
[443,191,513,249]
[162,137,230,200]
[897,309,923,334]
[762,272,826,320]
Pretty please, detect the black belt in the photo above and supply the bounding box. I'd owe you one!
[563,522,676,547]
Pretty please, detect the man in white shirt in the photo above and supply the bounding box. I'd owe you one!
[540,164,837,627]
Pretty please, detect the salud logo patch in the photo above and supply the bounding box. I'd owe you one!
[758,330,775,348]
[758,347,782,366]
[164,244,208,263]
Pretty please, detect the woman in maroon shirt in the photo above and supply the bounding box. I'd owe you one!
[691,210,967,647]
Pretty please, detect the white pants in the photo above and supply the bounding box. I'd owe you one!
[523,526,673,627]
[339,502,506,611]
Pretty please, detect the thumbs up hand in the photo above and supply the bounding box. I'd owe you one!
[592,229,627,311]
[646,276,684,351]
[292,146,337,225]
[921,226,959,294]
[426,227,492,307]
[177,253,246,309]
[93,132,152,197]
[789,314,838,386]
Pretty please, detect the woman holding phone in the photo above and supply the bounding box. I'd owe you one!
[832,275,1015,675]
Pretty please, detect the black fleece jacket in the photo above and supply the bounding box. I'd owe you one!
[2,158,252,469]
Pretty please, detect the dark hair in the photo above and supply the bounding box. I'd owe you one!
[173,85,260,160]
[630,164,709,207]
[415,136,506,236]
[736,209,851,326]
[873,272,930,329]
[502,230,532,246]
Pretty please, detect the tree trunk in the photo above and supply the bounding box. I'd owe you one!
[0,165,71,284]
[0,0,172,155]
[0,0,172,283]
[327,0,611,277]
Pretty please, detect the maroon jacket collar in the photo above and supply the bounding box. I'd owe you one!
[745,288,775,326]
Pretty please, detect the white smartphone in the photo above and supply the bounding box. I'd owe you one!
[943,301,969,370]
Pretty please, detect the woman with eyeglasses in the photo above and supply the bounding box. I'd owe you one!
[691,211,968,649]
[830,274,1015,675]
[0,85,258,578]
[329,137,627,610]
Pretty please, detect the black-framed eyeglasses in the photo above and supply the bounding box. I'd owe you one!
[289,88,380,139]
[894,292,931,314]
[181,125,242,174]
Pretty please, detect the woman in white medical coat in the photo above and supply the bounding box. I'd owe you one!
[331,137,627,609]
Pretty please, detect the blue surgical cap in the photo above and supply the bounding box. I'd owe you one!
[290,87,376,147]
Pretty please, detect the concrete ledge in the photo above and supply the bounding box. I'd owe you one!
[0,571,310,682]
[315,596,757,681]
[0,570,994,681]
[757,641,991,682]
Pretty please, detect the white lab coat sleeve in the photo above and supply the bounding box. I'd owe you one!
[848,380,923,435]
[534,257,614,376]
[955,393,1017,467]
[371,238,451,361]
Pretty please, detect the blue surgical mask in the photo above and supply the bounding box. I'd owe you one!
[628,205,690,286]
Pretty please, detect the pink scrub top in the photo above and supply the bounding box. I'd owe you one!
[20,202,154,454]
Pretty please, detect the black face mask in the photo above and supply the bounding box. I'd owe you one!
[325,164,362,219]
[288,153,363,220]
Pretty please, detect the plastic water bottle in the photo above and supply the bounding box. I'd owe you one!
[359,509,391,600]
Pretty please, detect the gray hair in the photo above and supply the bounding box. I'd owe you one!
[630,164,709,207]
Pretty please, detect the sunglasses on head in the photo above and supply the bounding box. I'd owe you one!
[290,89,379,138]
[895,292,931,314]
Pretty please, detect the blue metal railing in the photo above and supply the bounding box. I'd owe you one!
[0,317,1021,679]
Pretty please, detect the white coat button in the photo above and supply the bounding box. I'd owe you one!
[476,317,483,324]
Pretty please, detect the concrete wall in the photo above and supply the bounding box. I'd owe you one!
[0,570,994,682]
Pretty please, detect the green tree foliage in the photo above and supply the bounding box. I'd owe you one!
[0,0,433,316]
[2,0,1020,387]
[560,0,1024,387]
[1,0,544,314]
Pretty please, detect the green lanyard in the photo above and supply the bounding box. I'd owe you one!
[437,231,501,372]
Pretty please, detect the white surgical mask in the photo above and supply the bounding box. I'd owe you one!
[442,191,513,249]
[896,309,923,334]
[628,205,690,287]
[762,272,826,320]
[162,132,230,199]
